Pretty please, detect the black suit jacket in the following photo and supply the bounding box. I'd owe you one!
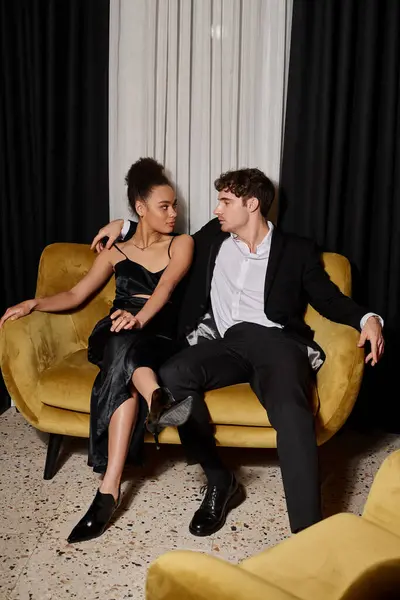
[125,218,368,353]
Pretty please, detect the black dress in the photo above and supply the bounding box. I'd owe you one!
[87,239,182,473]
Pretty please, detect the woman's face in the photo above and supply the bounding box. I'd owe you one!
[136,185,177,234]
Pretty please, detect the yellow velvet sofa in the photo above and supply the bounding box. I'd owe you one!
[0,242,364,478]
[146,449,400,600]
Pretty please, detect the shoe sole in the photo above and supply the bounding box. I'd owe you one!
[156,396,194,428]
[189,484,246,537]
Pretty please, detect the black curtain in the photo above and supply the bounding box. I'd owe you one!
[0,0,110,411]
[280,0,400,430]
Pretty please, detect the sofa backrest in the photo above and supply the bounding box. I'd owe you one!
[36,243,115,346]
[36,243,352,346]
[304,252,352,330]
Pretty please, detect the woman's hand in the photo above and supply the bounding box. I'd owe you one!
[110,309,141,332]
[0,299,37,329]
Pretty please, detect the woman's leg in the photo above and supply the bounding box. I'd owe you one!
[131,367,159,408]
[99,388,139,501]
[96,364,169,501]
[95,365,166,501]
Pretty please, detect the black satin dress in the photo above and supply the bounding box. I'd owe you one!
[87,239,182,473]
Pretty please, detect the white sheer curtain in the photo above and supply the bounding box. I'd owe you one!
[109,0,293,233]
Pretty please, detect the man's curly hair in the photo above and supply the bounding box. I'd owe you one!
[214,168,275,220]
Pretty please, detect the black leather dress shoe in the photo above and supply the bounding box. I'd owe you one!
[67,489,120,544]
[189,475,246,537]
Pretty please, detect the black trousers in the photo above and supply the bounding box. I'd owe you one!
[159,322,322,532]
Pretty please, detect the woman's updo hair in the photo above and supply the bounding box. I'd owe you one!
[125,157,171,214]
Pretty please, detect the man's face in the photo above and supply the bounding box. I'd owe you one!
[213,189,250,233]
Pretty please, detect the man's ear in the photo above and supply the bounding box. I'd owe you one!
[248,197,259,213]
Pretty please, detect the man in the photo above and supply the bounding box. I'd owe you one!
[93,168,384,536]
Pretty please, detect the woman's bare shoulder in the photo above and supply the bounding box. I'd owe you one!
[169,234,194,257]
[172,233,194,247]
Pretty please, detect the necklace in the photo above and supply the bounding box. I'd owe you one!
[130,234,162,251]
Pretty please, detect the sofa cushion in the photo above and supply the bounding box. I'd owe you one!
[205,383,319,426]
[38,352,319,426]
[38,350,97,413]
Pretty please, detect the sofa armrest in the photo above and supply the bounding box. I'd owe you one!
[146,550,300,600]
[363,450,400,538]
[307,308,364,444]
[0,310,81,423]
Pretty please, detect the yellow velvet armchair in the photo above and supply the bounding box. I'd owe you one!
[0,242,364,478]
[146,449,400,600]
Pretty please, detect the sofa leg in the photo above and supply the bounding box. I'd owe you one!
[44,434,63,480]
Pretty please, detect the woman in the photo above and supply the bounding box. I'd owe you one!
[0,158,194,543]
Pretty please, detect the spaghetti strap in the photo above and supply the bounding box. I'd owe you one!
[113,243,129,259]
[167,236,176,259]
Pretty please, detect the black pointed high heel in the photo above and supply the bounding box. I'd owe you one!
[67,487,121,544]
[152,427,161,450]
[146,387,194,449]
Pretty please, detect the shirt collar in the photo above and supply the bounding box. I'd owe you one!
[231,221,274,255]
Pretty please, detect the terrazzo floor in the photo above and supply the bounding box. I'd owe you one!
[1,408,399,600]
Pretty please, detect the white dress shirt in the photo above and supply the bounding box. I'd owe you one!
[210,223,279,336]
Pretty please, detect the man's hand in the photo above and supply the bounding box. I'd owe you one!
[110,309,141,332]
[358,316,384,366]
[0,299,37,329]
[91,219,125,253]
